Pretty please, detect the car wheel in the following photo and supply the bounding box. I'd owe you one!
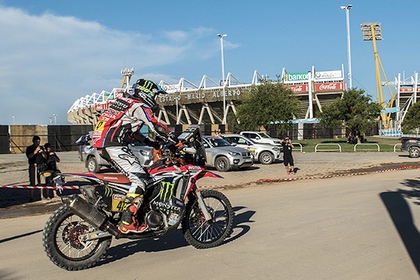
[215,156,230,172]
[409,147,420,158]
[258,151,274,164]
[87,156,101,173]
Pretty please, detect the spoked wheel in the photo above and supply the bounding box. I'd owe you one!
[42,205,111,271]
[182,189,233,249]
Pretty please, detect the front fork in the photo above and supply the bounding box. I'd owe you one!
[195,189,212,221]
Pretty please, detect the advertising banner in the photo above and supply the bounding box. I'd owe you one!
[315,82,345,92]
[399,87,420,93]
[285,72,309,82]
[314,70,343,80]
[286,84,309,93]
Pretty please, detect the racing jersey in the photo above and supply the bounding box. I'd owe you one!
[92,97,171,148]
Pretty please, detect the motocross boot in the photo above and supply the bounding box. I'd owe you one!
[118,194,148,234]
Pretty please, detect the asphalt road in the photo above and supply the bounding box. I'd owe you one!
[1,168,419,280]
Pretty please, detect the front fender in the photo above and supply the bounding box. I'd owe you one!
[195,170,223,180]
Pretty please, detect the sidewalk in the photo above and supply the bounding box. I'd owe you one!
[0,151,418,218]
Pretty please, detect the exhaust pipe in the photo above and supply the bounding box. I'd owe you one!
[63,195,120,236]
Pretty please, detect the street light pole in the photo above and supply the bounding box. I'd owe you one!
[341,4,353,89]
[217,33,227,124]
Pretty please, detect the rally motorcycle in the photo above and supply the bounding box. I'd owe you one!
[42,126,234,271]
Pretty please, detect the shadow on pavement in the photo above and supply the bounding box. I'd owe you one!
[380,178,420,275]
[97,205,255,267]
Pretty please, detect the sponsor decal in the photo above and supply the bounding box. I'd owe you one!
[187,166,202,170]
[103,176,119,180]
[112,194,128,212]
[159,181,175,202]
[144,107,154,119]
[104,186,113,197]
[94,120,106,131]
[168,213,179,226]
[152,200,181,212]
[110,99,130,111]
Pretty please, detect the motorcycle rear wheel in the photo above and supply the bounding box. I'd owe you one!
[182,189,233,249]
[42,205,112,271]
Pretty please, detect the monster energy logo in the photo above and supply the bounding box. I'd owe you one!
[159,181,175,202]
[104,186,113,197]
[137,80,155,95]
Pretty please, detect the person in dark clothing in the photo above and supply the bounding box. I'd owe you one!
[281,136,295,175]
[40,143,60,199]
[25,135,43,202]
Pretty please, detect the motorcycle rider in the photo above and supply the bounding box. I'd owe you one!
[92,79,181,234]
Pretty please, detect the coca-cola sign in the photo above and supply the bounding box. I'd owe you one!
[286,84,308,93]
[315,82,345,92]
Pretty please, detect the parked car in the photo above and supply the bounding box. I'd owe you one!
[240,131,282,146]
[202,136,253,172]
[223,134,281,164]
[400,136,420,158]
[82,142,154,173]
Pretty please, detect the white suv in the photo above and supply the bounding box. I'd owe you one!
[223,134,281,164]
[240,131,282,146]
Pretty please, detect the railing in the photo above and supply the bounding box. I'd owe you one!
[292,143,303,152]
[354,143,380,152]
[315,143,342,152]
[393,143,402,152]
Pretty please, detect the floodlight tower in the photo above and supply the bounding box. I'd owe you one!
[120,67,135,89]
[361,22,393,129]
[218,33,227,124]
[341,4,353,89]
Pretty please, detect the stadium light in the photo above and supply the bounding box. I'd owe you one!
[217,33,227,124]
[340,4,353,88]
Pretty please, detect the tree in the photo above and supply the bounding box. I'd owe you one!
[402,101,420,133]
[317,88,381,137]
[234,81,301,134]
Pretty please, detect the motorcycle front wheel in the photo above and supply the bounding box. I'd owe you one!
[182,189,234,249]
[42,205,112,271]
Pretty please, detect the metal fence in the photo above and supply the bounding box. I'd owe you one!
[1,125,93,154]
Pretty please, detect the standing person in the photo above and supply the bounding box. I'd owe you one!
[92,79,181,234]
[281,136,295,175]
[41,143,61,199]
[25,135,43,202]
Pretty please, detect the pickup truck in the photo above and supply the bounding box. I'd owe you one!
[400,136,420,158]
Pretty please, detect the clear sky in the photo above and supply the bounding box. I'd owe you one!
[1,0,419,125]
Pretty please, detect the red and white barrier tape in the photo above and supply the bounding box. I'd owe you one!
[2,166,419,190]
[0,185,79,190]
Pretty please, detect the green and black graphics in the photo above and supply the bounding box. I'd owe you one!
[149,174,188,226]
